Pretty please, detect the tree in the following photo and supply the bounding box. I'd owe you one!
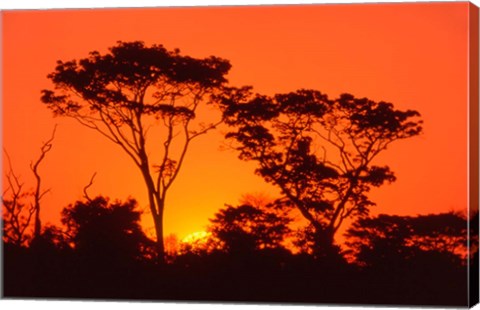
[2,151,35,246]
[61,196,153,263]
[345,212,470,268]
[208,203,291,254]
[219,88,422,255]
[31,126,56,240]
[41,41,231,262]
[2,128,55,245]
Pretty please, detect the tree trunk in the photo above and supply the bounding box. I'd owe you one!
[312,227,337,258]
[33,172,42,241]
[152,210,165,264]
[33,208,41,241]
[139,164,166,264]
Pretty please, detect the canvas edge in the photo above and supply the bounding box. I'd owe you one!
[469,1,480,308]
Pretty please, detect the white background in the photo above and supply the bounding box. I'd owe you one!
[0,1,479,310]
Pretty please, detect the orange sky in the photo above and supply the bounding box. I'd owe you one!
[1,2,472,241]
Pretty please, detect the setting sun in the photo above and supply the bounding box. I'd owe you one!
[181,231,211,244]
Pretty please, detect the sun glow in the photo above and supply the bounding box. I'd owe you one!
[181,231,211,244]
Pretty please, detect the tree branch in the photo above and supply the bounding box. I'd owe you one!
[30,125,57,239]
[83,172,97,202]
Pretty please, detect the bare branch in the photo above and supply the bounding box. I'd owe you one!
[2,149,32,245]
[30,125,57,239]
[83,172,97,202]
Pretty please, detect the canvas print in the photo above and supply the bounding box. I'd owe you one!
[1,1,479,307]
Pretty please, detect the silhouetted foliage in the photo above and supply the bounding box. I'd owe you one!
[61,196,154,264]
[218,88,422,255]
[30,224,70,251]
[292,224,340,256]
[41,41,232,262]
[3,208,469,306]
[345,212,470,268]
[208,203,291,254]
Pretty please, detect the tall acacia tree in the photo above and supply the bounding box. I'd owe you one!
[41,41,231,262]
[219,88,423,256]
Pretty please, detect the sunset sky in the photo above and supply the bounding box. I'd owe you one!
[1,2,473,241]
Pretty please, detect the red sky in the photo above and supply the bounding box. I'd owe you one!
[1,2,472,241]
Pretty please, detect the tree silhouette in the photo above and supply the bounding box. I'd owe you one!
[208,203,291,254]
[345,212,469,268]
[2,153,35,246]
[219,88,422,255]
[61,196,153,264]
[41,41,231,262]
[31,126,56,240]
[2,128,56,246]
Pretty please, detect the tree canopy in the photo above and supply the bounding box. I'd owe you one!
[41,41,232,262]
[344,212,474,270]
[219,87,423,254]
[208,203,291,254]
[61,196,153,263]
